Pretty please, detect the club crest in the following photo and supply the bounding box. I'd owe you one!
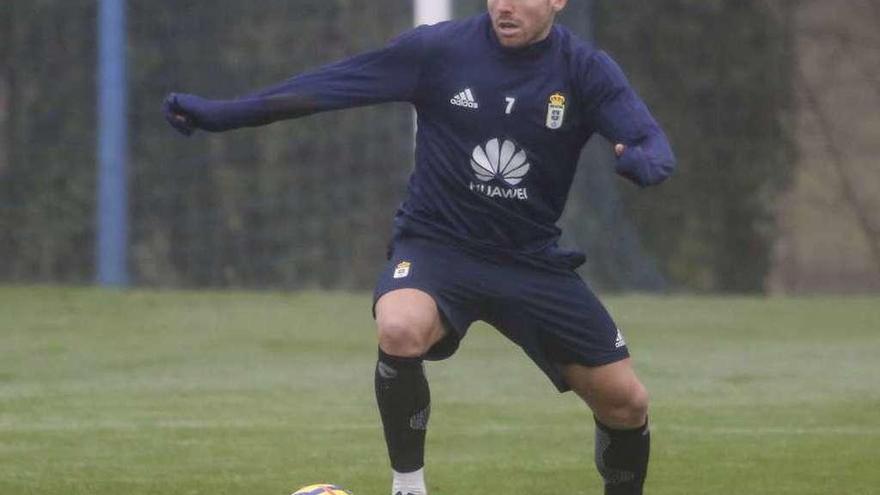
[546,92,566,130]
[393,261,412,279]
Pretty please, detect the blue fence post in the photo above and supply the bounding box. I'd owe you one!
[96,0,129,287]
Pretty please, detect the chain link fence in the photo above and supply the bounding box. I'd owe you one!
[3,1,842,293]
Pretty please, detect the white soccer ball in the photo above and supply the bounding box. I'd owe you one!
[292,484,353,495]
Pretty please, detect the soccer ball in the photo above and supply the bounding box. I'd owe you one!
[292,484,353,495]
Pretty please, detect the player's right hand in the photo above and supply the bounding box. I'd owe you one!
[163,93,198,136]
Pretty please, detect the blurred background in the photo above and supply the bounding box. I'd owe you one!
[1,0,878,294]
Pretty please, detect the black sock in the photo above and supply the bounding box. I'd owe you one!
[375,349,431,473]
[594,417,650,495]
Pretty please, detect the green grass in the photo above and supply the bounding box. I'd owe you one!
[1,287,878,494]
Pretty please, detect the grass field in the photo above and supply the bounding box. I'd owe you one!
[1,286,878,494]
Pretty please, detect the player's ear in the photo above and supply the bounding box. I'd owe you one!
[551,0,568,14]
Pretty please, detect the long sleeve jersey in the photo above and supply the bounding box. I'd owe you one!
[184,14,676,270]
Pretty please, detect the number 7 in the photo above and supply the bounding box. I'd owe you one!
[505,97,516,115]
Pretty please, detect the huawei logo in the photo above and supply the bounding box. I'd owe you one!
[470,138,531,187]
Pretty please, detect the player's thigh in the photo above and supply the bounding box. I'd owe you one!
[484,267,630,392]
[562,359,649,428]
[375,288,447,354]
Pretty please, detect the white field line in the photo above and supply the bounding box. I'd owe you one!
[0,419,376,432]
[1,420,878,436]
[657,424,880,436]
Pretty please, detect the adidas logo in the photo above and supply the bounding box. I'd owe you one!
[614,328,627,349]
[450,88,479,109]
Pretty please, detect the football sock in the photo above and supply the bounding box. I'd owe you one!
[594,417,650,495]
[375,349,431,476]
[392,467,427,495]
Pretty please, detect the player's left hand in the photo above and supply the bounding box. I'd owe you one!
[163,93,198,136]
[614,143,626,157]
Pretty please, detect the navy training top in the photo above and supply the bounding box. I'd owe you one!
[182,14,676,270]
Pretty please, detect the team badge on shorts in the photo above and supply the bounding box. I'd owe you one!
[393,261,412,279]
[546,92,566,130]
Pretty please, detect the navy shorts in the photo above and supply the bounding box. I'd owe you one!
[373,236,629,392]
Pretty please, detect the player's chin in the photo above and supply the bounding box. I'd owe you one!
[497,33,528,48]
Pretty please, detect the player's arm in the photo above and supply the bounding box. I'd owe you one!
[164,27,429,135]
[584,51,676,187]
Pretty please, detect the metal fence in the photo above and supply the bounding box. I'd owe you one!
[7,1,870,293]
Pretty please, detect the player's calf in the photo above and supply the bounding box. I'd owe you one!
[374,289,446,495]
[594,416,650,495]
[375,349,431,483]
[562,361,651,495]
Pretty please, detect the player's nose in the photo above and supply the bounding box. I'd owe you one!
[492,0,515,14]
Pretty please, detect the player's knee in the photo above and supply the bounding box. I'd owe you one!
[626,382,650,422]
[597,381,649,429]
[376,316,435,358]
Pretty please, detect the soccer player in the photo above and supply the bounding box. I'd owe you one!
[164,1,676,494]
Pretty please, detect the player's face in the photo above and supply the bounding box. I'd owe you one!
[487,0,567,48]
